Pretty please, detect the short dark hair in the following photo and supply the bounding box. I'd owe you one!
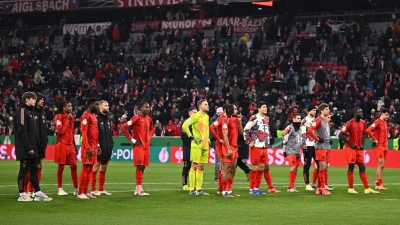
[293,113,301,119]
[197,99,207,109]
[22,92,37,103]
[353,107,361,114]
[225,104,235,117]
[188,107,197,112]
[380,108,389,114]
[58,101,71,114]
[222,103,229,111]
[318,103,329,111]
[139,101,149,109]
[86,97,98,106]
[257,101,267,109]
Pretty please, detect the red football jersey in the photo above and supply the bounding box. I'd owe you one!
[54,113,75,145]
[222,116,239,149]
[209,115,225,141]
[121,114,154,147]
[366,118,388,148]
[341,119,366,147]
[81,110,99,148]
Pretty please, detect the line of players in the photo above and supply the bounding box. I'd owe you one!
[181,100,388,196]
[16,92,156,201]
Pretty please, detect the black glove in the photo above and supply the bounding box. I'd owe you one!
[359,145,364,150]
[283,152,287,157]
[317,136,324,143]
[329,140,332,145]
[189,136,194,141]
[270,138,275,145]
[372,142,377,147]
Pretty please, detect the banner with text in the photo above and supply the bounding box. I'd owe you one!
[161,18,213,30]
[3,0,79,14]
[116,0,181,8]
[214,17,268,34]
[63,22,112,35]
[131,20,161,32]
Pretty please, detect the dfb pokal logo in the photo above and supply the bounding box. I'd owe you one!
[159,147,169,163]
[175,147,183,163]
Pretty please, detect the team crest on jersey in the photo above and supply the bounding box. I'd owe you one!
[371,123,376,127]
[56,120,61,125]
[311,122,316,126]
[213,121,218,126]
[223,124,228,129]
[127,121,132,125]
[82,119,87,125]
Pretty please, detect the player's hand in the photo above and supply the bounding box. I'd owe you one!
[359,145,364,150]
[249,142,254,147]
[302,146,307,152]
[193,138,202,145]
[218,139,224,144]
[28,150,34,155]
[283,152,287,157]
[317,136,324,143]
[85,148,94,159]
[97,146,102,155]
[237,115,242,121]
[133,140,142,147]
[329,140,332,145]
[372,141,377,147]
[67,113,73,120]
[349,143,357,149]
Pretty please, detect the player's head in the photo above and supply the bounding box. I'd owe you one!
[216,107,224,116]
[318,103,330,117]
[222,103,229,111]
[380,108,389,121]
[197,99,209,112]
[22,92,37,106]
[59,101,72,114]
[188,107,197,116]
[353,107,363,120]
[292,113,301,123]
[233,104,238,116]
[139,101,151,116]
[99,100,109,114]
[307,104,316,117]
[225,104,235,117]
[87,97,99,113]
[257,101,267,115]
[326,114,331,122]
[35,92,45,108]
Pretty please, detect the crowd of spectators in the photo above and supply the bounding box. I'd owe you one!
[0,14,400,142]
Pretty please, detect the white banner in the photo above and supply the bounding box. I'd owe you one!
[63,22,111,35]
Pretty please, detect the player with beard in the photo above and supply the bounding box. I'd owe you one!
[77,98,100,200]
[283,113,302,193]
[54,101,79,196]
[307,103,332,195]
[366,108,390,190]
[339,108,379,194]
[182,99,210,195]
[91,100,114,196]
[121,102,154,196]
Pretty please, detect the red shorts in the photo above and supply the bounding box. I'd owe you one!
[215,142,223,159]
[345,147,364,164]
[286,155,301,167]
[315,149,330,162]
[250,147,268,165]
[134,146,150,166]
[222,146,238,163]
[81,145,97,165]
[374,146,387,160]
[54,142,77,165]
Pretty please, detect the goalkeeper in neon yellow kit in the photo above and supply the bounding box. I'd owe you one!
[182,99,210,195]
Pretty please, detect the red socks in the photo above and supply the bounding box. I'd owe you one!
[71,166,78,189]
[37,167,42,182]
[264,170,273,189]
[375,178,382,186]
[254,171,262,189]
[99,171,106,191]
[347,172,354,188]
[250,170,256,189]
[360,172,369,189]
[136,169,143,185]
[226,179,233,191]
[325,170,329,185]
[24,171,30,193]
[318,170,325,189]
[312,168,318,185]
[79,165,92,195]
[57,165,65,188]
[289,171,296,189]
[91,171,97,192]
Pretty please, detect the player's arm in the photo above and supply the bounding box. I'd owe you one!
[300,119,307,149]
[282,126,291,157]
[209,121,221,142]
[181,125,191,147]
[237,115,243,135]
[338,121,357,148]
[366,122,378,144]
[182,113,199,138]
[120,116,139,144]
[81,115,90,148]
[16,108,33,153]
[55,115,69,134]
[148,118,154,141]
[243,116,256,145]
[307,119,323,142]
[222,120,232,157]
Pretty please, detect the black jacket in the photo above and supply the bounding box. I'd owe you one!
[14,104,39,161]
[96,112,114,160]
[33,106,48,158]
[237,119,248,159]
[181,124,192,161]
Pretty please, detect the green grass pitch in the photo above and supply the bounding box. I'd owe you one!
[0,161,399,225]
